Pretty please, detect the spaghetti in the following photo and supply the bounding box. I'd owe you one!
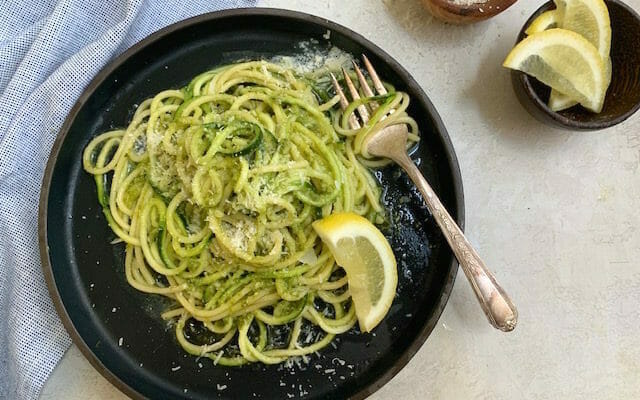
[82,60,419,365]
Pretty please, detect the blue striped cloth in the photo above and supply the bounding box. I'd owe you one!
[0,1,256,398]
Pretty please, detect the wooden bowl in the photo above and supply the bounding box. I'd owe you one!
[422,0,518,24]
[511,0,640,131]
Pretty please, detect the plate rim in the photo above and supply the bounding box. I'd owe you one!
[38,7,465,399]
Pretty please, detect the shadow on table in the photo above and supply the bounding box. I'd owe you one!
[465,44,571,145]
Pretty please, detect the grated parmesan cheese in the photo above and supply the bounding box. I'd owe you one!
[271,43,353,74]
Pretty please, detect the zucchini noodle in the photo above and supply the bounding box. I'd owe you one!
[83,60,419,365]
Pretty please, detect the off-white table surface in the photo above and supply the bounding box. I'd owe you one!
[40,0,640,399]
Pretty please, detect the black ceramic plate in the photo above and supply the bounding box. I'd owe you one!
[39,8,463,400]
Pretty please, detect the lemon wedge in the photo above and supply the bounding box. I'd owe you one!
[525,10,560,35]
[549,0,612,111]
[312,212,397,333]
[503,28,607,113]
[558,0,611,56]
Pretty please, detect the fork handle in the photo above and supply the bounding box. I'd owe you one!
[394,153,518,332]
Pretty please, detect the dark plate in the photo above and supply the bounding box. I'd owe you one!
[39,8,464,400]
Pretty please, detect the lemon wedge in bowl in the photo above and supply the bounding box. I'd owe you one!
[503,28,607,113]
[557,0,611,57]
[525,10,560,35]
[548,0,612,111]
[312,212,397,333]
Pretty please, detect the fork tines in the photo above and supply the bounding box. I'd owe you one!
[331,55,388,130]
[330,72,361,129]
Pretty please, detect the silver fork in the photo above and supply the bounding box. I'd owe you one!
[331,55,518,332]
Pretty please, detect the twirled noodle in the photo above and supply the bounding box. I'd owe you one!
[83,60,419,365]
